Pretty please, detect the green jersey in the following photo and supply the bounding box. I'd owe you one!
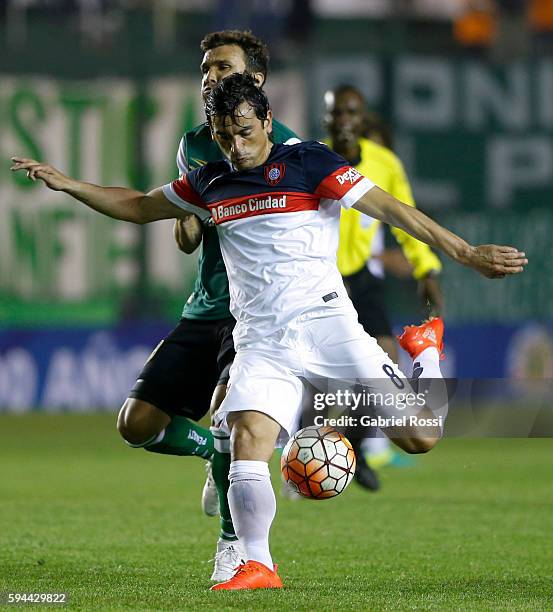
[176,120,300,320]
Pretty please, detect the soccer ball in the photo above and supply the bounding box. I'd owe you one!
[280,426,356,499]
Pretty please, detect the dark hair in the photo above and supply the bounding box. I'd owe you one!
[332,83,366,103]
[329,84,394,149]
[201,30,270,83]
[205,73,270,126]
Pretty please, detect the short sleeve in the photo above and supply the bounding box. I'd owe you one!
[176,136,189,175]
[162,171,211,221]
[301,142,375,208]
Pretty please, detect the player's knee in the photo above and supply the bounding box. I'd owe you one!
[231,420,260,452]
[405,436,440,454]
[229,412,280,461]
[116,399,165,445]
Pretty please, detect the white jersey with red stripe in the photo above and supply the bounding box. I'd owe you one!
[163,140,375,347]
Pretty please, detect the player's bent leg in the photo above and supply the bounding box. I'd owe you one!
[362,339,415,468]
[228,410,281,462]
[304,311,448,459]
[349,338,398,491]
[376,359,446,455]
[145,415,214,459]
[211,410,283,591]
[211,349,304,590]
[376,335,399,364]
[376,358,444,455]
[117,398,169,445]
[122,317,220,457]
[117,398,214,458]
[386,430,441,454]
[383,318,448,454]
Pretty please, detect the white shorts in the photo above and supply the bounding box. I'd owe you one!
[214,305,414,445]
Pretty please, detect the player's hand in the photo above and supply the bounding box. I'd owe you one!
[10,157,73,191]
[418,274,444,317]
[466,245,527,278]
[173,215,203,254]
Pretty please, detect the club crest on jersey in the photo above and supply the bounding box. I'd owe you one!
[264,163,286,186]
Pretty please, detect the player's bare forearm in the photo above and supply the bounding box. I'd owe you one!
[354,187,471,262]
[65,182,152,224]
[10,157,186,224]
[174,216,203,254]
[353,186,527,278]
[66,183,186,224]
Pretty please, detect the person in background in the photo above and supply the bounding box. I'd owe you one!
[324,85,444,489]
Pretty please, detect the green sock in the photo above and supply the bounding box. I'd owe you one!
[211,427,237,541]
[143,416,214,459]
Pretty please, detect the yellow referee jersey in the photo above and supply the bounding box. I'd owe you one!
[332,137,442,279]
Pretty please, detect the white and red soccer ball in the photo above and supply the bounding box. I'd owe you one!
[281,426,356,499]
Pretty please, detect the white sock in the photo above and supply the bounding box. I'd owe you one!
[228,460,275,570]
[414,347,447,432]
[414,347,442,378]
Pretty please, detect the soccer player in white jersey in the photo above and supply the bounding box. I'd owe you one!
[11,73,527,591]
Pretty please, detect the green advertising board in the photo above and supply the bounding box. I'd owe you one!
[312,57,553,212]
[0,60,551,325]
[0,73,305,326]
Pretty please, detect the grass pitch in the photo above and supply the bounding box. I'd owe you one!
[1,414,552,610]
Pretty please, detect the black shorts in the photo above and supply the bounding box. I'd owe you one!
[129,317,236,420]
[342,267,392,338]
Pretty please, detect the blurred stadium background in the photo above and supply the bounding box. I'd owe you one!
[1,1,553,411]
[2,2,553,608]
[2,1,553,412]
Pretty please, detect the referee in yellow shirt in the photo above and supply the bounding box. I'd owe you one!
[324,85,444,489]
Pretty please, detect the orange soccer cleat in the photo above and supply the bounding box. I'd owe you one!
[210,560,283,591]
[397,317,445,360]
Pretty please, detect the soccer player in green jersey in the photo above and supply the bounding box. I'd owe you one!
[117,30,299,580]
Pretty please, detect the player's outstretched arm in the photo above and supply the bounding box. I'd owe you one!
[10,157,190,225]
[352,186,527,279]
